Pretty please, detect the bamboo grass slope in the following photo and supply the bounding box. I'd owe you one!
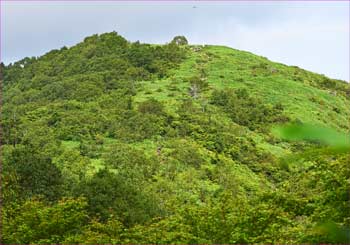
[1,32,349,244]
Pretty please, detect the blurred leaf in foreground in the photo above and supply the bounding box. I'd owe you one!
[316,221,350,244]
[273,123,350,150]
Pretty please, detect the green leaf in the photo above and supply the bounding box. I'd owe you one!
[273,123,350,149]
[317,221,350,243]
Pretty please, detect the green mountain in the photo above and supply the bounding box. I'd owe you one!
[1,32,349,244]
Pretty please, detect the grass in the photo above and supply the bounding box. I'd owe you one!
[203,45,350,132]
[61,140,80,149]
[86,159,105,177]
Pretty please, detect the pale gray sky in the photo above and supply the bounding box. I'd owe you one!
[1,1,349,81]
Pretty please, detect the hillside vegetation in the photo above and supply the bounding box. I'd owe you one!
[1,32,349,244]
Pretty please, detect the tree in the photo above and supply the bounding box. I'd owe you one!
[171,36,188,46]
[138,98,165,116]
[103,142,158,178]
[76,169,160,226]
[188,76,208,99]
[5,145,63,201]
[55,148,91,194]
[2,198,89,244]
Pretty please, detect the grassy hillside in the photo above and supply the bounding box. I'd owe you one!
[1,32,349,244]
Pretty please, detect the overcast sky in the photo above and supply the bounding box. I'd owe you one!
[1,1,349,81]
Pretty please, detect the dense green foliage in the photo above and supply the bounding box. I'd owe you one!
[1,32,350,244]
